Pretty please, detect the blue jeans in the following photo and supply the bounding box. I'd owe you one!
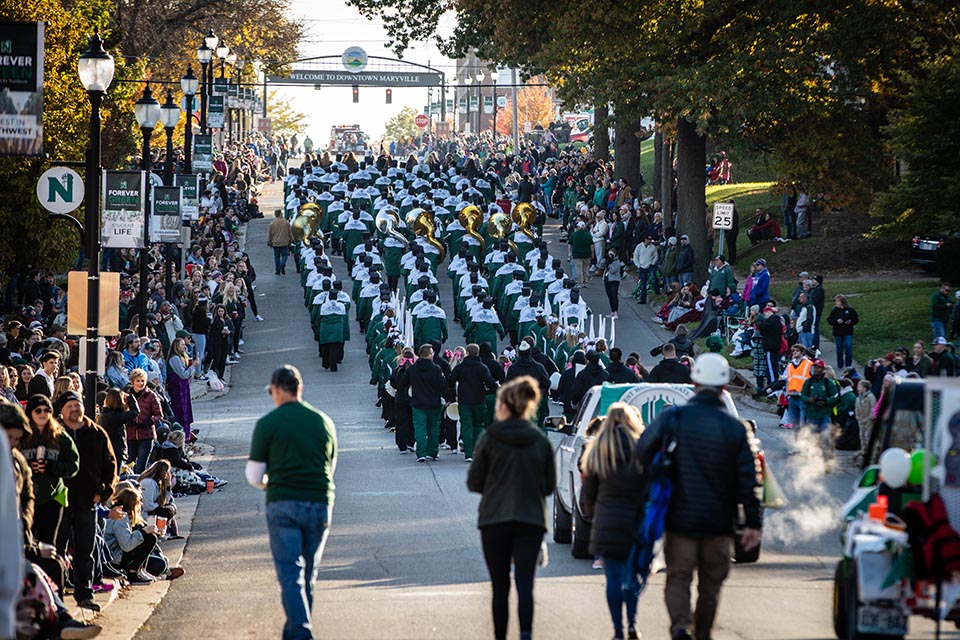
[266,501,332,640]
[130,438,154,474]
[274,246,290,274]
[835,335,853,369]
[192,333,207,373]
[787,395,805,429]
[932,320,946,340]
[637,267,651,303]
[798,331,814,349]
[602,556,639,638]
[679,272,693,286]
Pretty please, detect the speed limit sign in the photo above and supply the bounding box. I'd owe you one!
[712,202,735,230]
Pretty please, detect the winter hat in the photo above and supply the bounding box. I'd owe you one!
[25,394,54,416]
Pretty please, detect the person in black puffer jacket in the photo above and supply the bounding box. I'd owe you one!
[479,341,505,426]
[635,353,762,640]
[581,403,647,640]
[467,376,556,640]
[99,388,139,474]
[448,344,499,461]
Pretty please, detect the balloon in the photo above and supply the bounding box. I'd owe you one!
[879,448,911,489]
[908,449,936,486]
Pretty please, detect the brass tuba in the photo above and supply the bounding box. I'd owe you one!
[487,212,519,256]
[406,208,447,263]
[457,205,486,255]
[292,201,324,243]
[512,202,538,243]
[375,208,408,248]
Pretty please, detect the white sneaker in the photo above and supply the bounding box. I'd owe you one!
[136,569,158,582]
[238,339,245,346]
[199,374,209,381]
[255,315,264,322]
[226,358,240,365]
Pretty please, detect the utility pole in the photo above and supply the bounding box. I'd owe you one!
[511,67,519,153]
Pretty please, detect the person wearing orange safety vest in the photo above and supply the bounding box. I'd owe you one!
[782,344,812,430]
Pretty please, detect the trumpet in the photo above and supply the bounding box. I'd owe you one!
[406,208,447,262]
[458,205,486,255]
[512,202,538,243]
[487,212,519,256]
[292,201,324,243]
[375,209,408,247]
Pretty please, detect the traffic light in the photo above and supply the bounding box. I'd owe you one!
[352,84,359,103]
[385,88,392,104]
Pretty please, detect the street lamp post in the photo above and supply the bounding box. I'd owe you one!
[134,84,160,336]
[196,43,212,133]
[77,33,114,417]
[181,66,198,173]
[476,71,485,136]
[464,75,472,134]
[492,77,498,139]
[160,90,180,301]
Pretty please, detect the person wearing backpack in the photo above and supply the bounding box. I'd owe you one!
[635,354,762,640]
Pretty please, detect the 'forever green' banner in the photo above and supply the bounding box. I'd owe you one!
[102,171,145,248]
[0,21,44,157]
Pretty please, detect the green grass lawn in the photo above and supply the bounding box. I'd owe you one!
[766,279,933,363]
[697,278,934,371]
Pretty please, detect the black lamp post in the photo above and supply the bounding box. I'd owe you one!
[181,66,198,173]
[196,43,213,134]
[160,90,181,301]
[134,84,160,337]
[77,33,114,417]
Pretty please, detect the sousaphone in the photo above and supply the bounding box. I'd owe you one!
[458,204,486,255]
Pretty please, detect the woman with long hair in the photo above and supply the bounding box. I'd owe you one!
[166,338,196,439]
[581,403,647,640]
[51,376,73,414]
[15,364,33,399]
[103,487,182,582]
[100,388,138,473]
[105,350,130,388]
[138,460,177,522]
[207,304,231,380]
[20,394,80,549]
[0,366,17,403]
[467,376,556,640]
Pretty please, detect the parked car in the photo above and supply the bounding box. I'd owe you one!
[910,234,957,272]
[545,382,765,563]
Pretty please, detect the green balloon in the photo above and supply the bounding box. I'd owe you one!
[909,449,936,486]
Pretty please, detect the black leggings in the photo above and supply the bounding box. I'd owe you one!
[120,531,158,573]
[481,522,545,640]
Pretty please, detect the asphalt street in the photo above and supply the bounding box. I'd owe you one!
[132,184,955,639]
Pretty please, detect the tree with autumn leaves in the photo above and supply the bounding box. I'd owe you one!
[350,0,960,281]
[494,84,554,137]
[0,0,302,282]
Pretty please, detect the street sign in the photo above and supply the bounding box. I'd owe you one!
[496,95,508,108]
[415,114,428,129]
[37,167,84,214]
[712,202,735,230]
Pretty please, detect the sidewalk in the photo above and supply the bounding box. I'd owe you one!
[67,190,268,631]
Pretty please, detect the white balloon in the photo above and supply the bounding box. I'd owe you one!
[879,447,911,489]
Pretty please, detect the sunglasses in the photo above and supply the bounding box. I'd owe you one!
[32,407,50,414]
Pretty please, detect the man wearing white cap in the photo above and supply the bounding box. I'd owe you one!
[635,353,762,640]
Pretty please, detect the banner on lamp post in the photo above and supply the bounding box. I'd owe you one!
[177,174,199,220]
[101,171,146,249]
[0,21,44,157]
[193,134,213,170]
[483,96,493,114]
[208,96,225,129]
[213,77,228,96]
[150,186,182,243]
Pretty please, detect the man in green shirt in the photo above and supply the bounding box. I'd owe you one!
[568,220,593,288]
[931,280,953,340]
[247,365,338,640]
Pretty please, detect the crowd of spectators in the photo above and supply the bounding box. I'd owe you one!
[0,132,283,638]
